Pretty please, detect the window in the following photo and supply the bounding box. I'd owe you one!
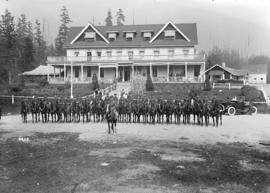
[96,51,102,57]
[87,67,91,77]
[106,51,112,57]
[84,32,96,41]
[75,67,79,78]
[126,32,134,41]
[87,52,92,61]
[143,32,151,41]
[153,66,157,77]
[100,68,104,78]
[154,50,160,57]
[164,30,175,40]
[183,49,189,56]
[128,51,134,60]
[74,51,79,57]
[139,50,145,58]
[108,33,117,41]
[116,50,122,57]
[168,49,174,57]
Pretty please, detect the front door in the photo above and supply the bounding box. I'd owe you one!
[124,67,131,81]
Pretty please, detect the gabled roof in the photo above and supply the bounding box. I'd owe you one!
[246,64,268,74]
[63,22,198,49]
[70,23,110,44]
[20,65,61,76]
[150,21,191,43]
[205,64,248,76]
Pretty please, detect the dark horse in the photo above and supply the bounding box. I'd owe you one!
[105,104,118,134]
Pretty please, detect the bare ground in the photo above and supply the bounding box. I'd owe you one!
[0,115,270,193]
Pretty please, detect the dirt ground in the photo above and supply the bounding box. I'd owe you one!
[1,115,270,193]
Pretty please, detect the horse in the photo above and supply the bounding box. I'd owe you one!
[210,101,223,127]
[21,100,29,123]
[106,104,118,134]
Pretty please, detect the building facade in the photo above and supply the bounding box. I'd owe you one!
[47,21,206,84]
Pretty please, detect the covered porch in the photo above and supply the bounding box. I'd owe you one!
[48,61,205,84]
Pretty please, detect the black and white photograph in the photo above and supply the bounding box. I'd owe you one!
[0,0,270,192]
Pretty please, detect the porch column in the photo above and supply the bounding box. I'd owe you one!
[132,64,134,81]
[116,66,118,82]
[53,66,56,79]
[64,64,66,82]
[81,64,84,82]
[98,63,100,81]
[185,62,188,81]
[167,62,169,82]
[47,65,50,82]
[150,62,152,79]
[122,66,124,82]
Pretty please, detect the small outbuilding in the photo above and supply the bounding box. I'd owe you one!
[204,63,248,83]
[246,64,268,84]
[20,65,62,86]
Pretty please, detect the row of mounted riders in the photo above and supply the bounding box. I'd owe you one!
[20,94,223,126]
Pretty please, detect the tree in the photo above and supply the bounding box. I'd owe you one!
[145,74,154,91]
[16,14,28,39]
[92,72,99,90]
[206,46,243,69]
[0,9,16,48]
[105,9,113,26]
[34,19,46,65]
[55,6,71,56]
[115,8,125,26]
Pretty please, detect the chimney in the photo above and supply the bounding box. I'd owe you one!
[221,62,226,67]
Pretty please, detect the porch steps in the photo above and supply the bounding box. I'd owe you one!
[109,82,131,97]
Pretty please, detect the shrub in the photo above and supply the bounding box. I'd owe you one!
[9,85,23,93]
[145,74,154,91]
[37,77,49,87]
[241,85,265,102]
[57,85,65,92]
[92,72,99,90]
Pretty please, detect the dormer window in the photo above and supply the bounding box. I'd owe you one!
[108,33,116,41]
[126,33,134,41]
[107,31,118,41]
[142,31,152,41]
[164,30,175,40]
[84,32,96,41]
[124,31,136,41]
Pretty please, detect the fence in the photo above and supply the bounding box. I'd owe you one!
[212,82,244,90]
[0,83,118,106]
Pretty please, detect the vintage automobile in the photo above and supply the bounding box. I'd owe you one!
[221,96,257,116]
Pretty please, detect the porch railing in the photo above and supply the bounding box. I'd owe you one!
[47,54,205,64]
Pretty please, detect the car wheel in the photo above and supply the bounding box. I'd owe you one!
[227,106,236,116]
[250,106,257,115]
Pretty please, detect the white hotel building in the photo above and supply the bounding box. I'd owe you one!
[47,21,206,84]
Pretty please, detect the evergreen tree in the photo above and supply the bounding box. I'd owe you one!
[0,9,16,48]
[105,9,113,26]
[145,73,154,91]
[55,6,71,56]
[92,72,99,90]
[115,8,125,26]
[16,14,28,39]
[34,19,46,65]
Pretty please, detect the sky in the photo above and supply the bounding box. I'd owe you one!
[1,0,270,57]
